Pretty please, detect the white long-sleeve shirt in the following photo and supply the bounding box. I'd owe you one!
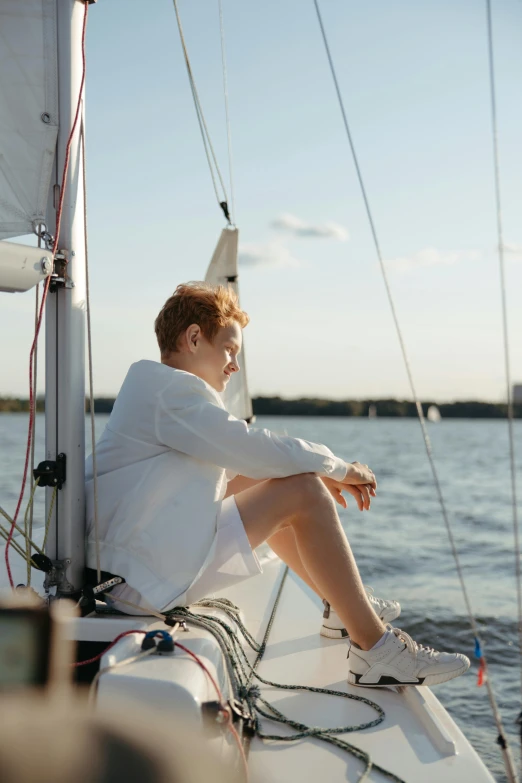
[85,360,347,610]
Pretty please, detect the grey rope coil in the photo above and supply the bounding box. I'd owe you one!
[313,2,517,779]
[167,567,406,783]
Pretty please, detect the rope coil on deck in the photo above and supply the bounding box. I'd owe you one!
[167,567,407,783]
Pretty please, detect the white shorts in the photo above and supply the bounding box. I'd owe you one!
[108,496,262,615]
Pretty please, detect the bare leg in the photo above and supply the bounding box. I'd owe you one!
[266,527,320,596]
[235,475,384,650]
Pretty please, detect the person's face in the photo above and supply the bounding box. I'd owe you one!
[185,321,242,393]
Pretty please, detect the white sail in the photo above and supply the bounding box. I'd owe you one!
[204,227,254,421]
[0,0,58,239]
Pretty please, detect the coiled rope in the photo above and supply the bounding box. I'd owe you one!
[313,1,517,780]
[167,567,406,783]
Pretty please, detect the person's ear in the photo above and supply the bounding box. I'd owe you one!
[185,324,201,353]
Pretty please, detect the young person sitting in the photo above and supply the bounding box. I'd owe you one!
[86,282,469,688]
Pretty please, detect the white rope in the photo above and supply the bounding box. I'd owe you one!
[313,3,518,779]
[1,485,57,560]
[1,495,43,556]
[218,0,235,225]
[105,594,170,623]
[172,0,231,220]
[485,0,522,758]
[81,118,101,583]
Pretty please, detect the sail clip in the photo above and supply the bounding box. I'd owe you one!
[219,200,231,224]
[50,250,74,291]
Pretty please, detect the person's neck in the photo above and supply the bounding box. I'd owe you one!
[161,354,187,372]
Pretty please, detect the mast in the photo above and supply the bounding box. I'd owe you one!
[44,0,88,598]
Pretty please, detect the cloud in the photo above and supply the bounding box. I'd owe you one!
[504,242,522,261]
[238,241,302,268]
[271,213,349,241]
[385,247,479,274]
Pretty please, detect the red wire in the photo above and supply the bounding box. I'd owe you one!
[3,5,248,773]
[5,1,89,587]
[77,632,249,778]
[73,629,147,668]
[174,641,225,702]
[174,641,249,781]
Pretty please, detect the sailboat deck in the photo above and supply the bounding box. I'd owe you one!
[0,537,495,782]
[223,558,494,783]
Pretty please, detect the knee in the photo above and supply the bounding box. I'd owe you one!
[281,473,332,514]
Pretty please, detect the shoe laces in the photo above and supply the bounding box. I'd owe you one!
[391,627,440,660]
[365,586,393,610]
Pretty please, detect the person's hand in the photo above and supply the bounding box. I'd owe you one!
[321,477,376,511]
[341,461,377,490]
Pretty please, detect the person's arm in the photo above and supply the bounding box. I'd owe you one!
[155,375,347,481]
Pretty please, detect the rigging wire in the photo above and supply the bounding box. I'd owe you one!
[4,0,89,588]
[81,118,101,584]
[218,0,235,225]
[312,1,518,779]
[172,0,231,223]
[485,0,522,760]
[26,274,40,586]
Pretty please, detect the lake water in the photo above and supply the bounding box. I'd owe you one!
[1,412,521,781]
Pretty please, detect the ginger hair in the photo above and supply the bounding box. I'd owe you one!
[154,282,249,356]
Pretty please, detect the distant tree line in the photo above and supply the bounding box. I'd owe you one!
[1,396,521,418]
[253,397,522,418]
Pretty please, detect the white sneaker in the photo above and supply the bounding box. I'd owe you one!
[347,626,470,687]
[321,588,401,639]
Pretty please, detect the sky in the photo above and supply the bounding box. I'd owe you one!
[1,0,522,401]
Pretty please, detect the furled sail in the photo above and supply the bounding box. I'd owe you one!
[204,228,254,422]
[0,0,58,239]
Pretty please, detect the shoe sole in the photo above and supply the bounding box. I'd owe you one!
[320,606,401,640]
[347,661,469,688]
[321,625,349,639]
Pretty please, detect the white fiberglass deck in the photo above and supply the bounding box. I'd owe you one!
[239,560,494,783]
[0,538,495,782]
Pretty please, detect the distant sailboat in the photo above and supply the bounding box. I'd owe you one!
[368,403,377,418]
[427,405,441,423]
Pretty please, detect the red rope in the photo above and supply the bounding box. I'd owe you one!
[5,1,89,587]
[174,641,249,780]
[174,640,225,702]
[76,631,249,778]
[73,629,146,668]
